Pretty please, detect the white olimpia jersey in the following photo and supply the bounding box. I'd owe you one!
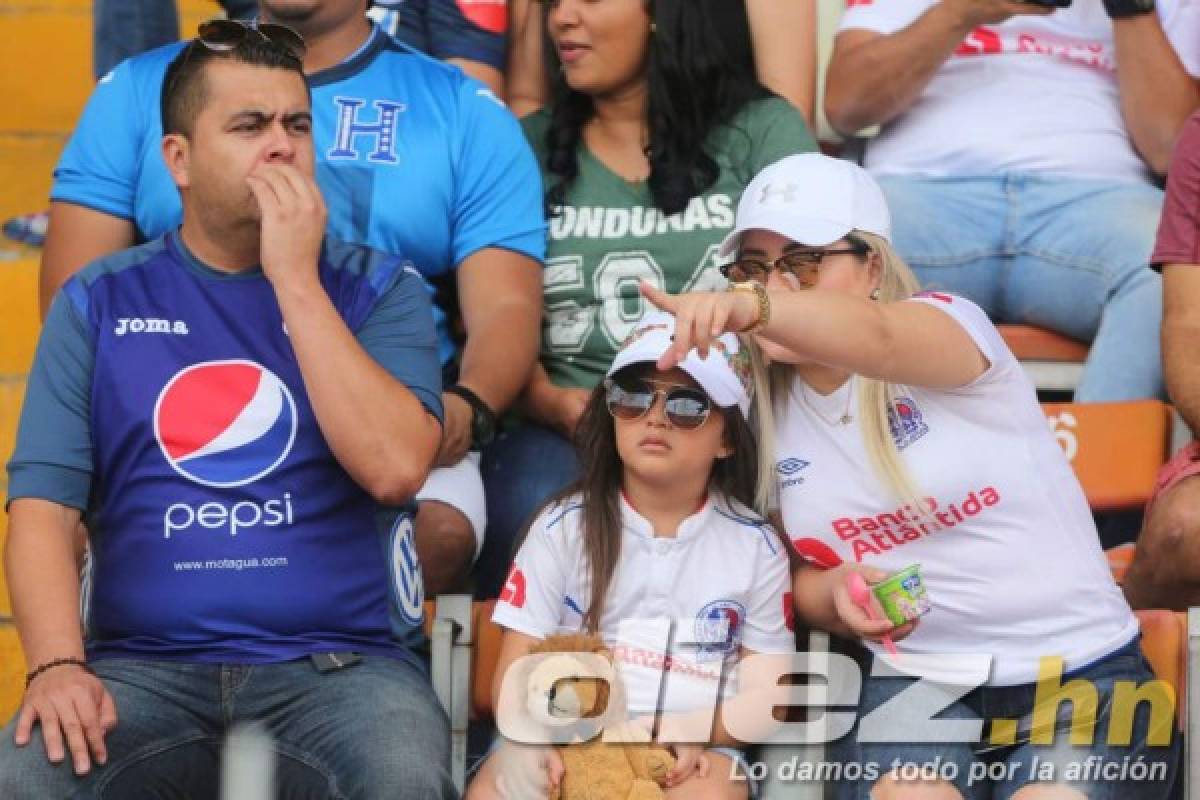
[778,293,1137,686]
[841,0,1200,181]
[494,491,795,714]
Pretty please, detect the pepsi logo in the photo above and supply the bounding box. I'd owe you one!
[154,360,298,488]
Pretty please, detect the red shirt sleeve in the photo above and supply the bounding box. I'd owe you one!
[1153,112,1200,270]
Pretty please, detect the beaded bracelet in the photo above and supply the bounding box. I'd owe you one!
[25,657,94,689]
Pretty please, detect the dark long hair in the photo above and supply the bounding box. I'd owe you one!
[560,369,760,633]
[544,0,768,216]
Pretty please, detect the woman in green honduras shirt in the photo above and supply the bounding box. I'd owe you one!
[478,0,816,597]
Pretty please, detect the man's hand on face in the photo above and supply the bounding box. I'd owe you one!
[14,665,117,776]
[247,163,327,290]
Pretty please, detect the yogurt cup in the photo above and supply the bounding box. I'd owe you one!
[872,564,930,626]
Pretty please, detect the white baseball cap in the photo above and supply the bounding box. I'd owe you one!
[717,153,892,258]
[607,311,753,418]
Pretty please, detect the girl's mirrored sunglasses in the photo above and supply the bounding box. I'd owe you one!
[604,378,713,430]
[196,19,306,61]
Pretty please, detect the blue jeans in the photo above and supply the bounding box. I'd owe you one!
[0,656,455,799]
[477,422,580,598]
[879,174,1165,402]
[828,638,1179,799]
[92,0,179,80]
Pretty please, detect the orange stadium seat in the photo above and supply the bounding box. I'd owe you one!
[1043,400,1172,512]
[422,596,501,793]
[1000,324,1089,393]
[1136,610,1188,733]
[1001,325,1091,362]
[423,598,503,721]
[471,600,504,720]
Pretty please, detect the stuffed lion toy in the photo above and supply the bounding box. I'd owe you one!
[524,633,676,800]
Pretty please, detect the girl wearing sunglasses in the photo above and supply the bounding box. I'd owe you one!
[641,154,1174,800]
[470,311,792,800]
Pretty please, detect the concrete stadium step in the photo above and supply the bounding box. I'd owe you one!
[0,336,33,625]
[0,256,39,624]
[0,255,39,373]
[0,623,23,726]
[0,134,61,248]
[0,0,231,223]
[0,502,9,617]
[0,0,225,135]
[0,1,94,135]
[0,0,229,726]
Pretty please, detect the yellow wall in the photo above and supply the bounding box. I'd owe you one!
[0,0,221,727]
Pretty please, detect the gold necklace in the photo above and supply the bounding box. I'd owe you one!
[799,380,854,426]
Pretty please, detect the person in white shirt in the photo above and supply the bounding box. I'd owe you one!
[644,154,1175,799]
[468,312,794,800]
[823,0,1200,402]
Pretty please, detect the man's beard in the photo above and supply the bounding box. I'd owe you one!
[195,188,261,242]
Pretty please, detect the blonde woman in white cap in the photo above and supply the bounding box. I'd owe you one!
[642,154,1174,800]
[469,311,793,800]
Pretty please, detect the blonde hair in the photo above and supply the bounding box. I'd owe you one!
[766,230,927,512]
[745,337,778,514]
[852,231,925,510]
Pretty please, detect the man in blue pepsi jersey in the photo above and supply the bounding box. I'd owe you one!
[40,0,545,596]
[1,31,454,798]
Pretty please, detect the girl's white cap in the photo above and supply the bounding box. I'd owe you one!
[718,153,892,258]
[607,311,753,418]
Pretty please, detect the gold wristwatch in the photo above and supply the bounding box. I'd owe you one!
[726,280,770,334]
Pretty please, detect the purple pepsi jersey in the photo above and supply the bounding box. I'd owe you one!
[7,233,441,667]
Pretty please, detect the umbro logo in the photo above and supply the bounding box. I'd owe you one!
[776,457,810,490]
[114,317,190,336]
[776,457,809,476]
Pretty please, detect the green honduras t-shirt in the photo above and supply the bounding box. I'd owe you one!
[522,97,816,389]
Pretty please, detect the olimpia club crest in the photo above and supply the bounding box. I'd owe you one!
[888,396,929,450]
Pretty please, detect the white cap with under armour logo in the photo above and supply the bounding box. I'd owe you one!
[717,153,892,258]
[608,311,753,418]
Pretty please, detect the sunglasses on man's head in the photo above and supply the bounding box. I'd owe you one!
[604,377,713,430]
[195,18,307,61]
